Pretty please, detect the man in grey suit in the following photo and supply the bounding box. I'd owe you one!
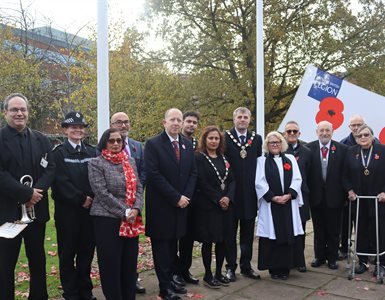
[110,112,146,294]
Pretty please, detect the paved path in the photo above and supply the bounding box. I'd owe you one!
[90,222,385,300]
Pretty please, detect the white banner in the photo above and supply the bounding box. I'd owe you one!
[278,65,385,143]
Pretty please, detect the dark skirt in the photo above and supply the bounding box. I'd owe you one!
[258,236,305,270]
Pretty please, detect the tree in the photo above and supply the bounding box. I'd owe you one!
[144,0,385,131]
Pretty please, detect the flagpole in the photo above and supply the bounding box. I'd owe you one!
[97,0,110,140]
[256,0,265,137]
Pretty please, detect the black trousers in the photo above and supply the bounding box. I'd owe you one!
[311,204,342,262]
[93,216,138,300]
[176,209,195,275]
[151,238,177,291]
[201,242,225,279]
[225,217,255,271]
[0,222,47,300]
[340,202,355,253]
[56,208,95,299]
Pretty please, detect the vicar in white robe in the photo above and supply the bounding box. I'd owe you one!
[255,131,304,280]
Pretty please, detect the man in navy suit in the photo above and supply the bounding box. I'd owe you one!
[307,121,347,270]
[0,93,55,300]
[110,112,146,294]
[145,108,197,300]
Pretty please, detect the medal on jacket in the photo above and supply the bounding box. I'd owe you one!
[202,153,229,191]
[361,146,373,176]
[226,130,256,159]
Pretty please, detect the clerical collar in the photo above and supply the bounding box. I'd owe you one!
[68,139,81,150]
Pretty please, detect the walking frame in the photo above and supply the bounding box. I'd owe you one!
[347,196,385,284]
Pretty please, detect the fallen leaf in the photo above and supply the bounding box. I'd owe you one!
[317,291,328,296]
[46,237,52,241]
[353,277,362,281]
[47,251,57,256]
[51,243,57,247]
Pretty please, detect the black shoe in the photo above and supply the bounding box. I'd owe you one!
[182,272,199,284]
[279,274,288,280]
[355,262,368,274]
[159,289,182,300]
[328,261,339,270]
[170,281,187,294]
[136,280,146,294]
[203,277,221,289]
[271,274,279,280]
[311,258,326,268]
[338,250,348,261]
[225,269,236,282]
[373,264,385,276]
[297,266,307,273]
[240,268,261,280]
[214,274,230,286]
[172,274,186,286]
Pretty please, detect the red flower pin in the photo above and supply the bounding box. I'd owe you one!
[331,145,336,152]
[375,154,380,160]
[226,162,230,168]
[247,139,252,145]
[283,163,291,171]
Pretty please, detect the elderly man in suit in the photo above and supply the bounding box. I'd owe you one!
[0,93,55,300]
[110,111,146,294]
[224,107,262,281]
[307,121,347,270]
[283,121,312,272]
[145,108,197,300]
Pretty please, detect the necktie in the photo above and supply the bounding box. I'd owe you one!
[321,146,328,160]
[240,135,246,145]
[172,140,180,162]
[75,145,80,152]
[321,146,328,181]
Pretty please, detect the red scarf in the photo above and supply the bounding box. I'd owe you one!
[102,149,145,238]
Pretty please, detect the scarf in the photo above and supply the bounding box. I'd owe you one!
[102,149,145,238]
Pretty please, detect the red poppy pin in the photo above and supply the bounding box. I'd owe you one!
[283,163,291,171]
[132,145,137,153]
[247,139,252,145]
[225,162,230,168]
[375,154,380,160]
[331,145,336,153]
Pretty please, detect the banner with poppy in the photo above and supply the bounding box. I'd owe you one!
[278,65,385,143]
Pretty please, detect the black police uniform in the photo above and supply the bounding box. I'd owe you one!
[51,112,97,300]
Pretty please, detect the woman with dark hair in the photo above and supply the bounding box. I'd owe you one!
[255,131,304,280]
[343,124,385,276]
[193,126,235,288]
[88,128,144,300]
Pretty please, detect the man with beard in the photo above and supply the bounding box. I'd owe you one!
[307,121,347,270]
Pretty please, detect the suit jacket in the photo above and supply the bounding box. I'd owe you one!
[307,139,347,208]
[127,137,146,187]
[0,125,55,224]
[343,143,385,215]
[88,155,144,219]
[225,128,262,219]
[286,143,311,222]
[144,131,197,239]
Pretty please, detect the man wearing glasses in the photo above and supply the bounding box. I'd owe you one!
[283,121,311,272]
[110,112,146,294]
[0,93,55,299]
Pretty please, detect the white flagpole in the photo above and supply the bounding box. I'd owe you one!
[97,0,110,140]
[256,0,265,137]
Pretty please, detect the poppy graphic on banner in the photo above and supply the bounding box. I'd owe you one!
[315,97,345,130]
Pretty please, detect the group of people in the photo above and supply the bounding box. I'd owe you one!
[0,92,385,300]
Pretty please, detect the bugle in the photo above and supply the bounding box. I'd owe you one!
[17,175,36,224]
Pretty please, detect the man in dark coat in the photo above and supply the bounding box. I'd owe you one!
[110,111,147,294]
[145,108,197,300]
[51,112,96,300]
[173,111,200,286]
[224,107,262,281]
[283,120,312,272]
[307,121,348,270]
[0,93,55,300]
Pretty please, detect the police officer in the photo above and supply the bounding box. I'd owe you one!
[51,112,97,300]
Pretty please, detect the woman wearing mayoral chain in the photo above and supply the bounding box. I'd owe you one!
[193,126,235,288]
[343,124,385,276]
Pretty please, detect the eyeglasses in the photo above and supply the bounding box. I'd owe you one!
[268,141,282,146]
[7,107,27,113]
[112,120,130,126]
[286,129,298,134]
[107,138,123,144]
[356,133,371,138]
